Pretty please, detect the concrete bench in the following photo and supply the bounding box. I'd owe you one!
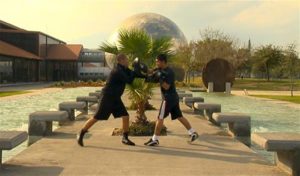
[252,133,300,176]
[0,131,28,166]
[189,88,206,92]
[176,90,185,93]
[59,101,86,120]
[76,96,98,111]
[193,102,221,125]
[212,112,251,146]
[28,111,69,136]
[178,93,193,101]
[89,92,102,98]
[183,97,204,108]
[28,111,69,145]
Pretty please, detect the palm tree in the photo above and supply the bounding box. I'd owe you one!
[100,28,173,126]
[126,79,154,124]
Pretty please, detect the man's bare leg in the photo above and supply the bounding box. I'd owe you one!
[121,116,135,146]
[77,117,98,147]
[82,117,98,131]
[177,117,198,142]
[154,119,164,135]
[122,116,129,133]
[177,117,192,130]
[144,118,164,146]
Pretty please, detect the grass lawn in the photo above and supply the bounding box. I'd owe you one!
[0,91,31,97]
[250,95,300,104]
[186,76,300,91]
[232,78,300,91]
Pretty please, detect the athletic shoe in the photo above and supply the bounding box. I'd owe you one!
[77,129,88,147]
[144,138,159,146]
[122,137,135,146]
[190,132,199,142]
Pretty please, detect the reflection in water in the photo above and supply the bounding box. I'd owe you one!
[193,92,300,163]
[0,87,98,162]
[193,92,300,133]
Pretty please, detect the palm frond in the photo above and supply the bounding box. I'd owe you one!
[126,79,155,103]
[100,42,119,54]
[118,28,152,62]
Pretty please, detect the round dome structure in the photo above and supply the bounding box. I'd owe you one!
[106,13,187,68]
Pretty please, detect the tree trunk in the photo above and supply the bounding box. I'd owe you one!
[290,75,294,97]
[185,70,189,83]
[136,101,147,124]
[192,72,195,82]
[266,63,270,81]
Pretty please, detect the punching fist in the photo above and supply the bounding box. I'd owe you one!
[132,58,148,78]
[146,68,167,83]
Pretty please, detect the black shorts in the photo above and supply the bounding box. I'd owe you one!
[94,94,129,120]
[158,100,183,120]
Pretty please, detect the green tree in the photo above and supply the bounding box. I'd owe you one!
[100,28,173,125]
[194,28,236,68]
[193,27,250,76]
[172,41,195,84]
[251,45,284,81]
[283,43,299,96]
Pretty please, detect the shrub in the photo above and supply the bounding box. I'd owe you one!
[129,121,167,136]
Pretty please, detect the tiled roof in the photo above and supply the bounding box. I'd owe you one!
[0,40,41,60]
[0,20,25,31]
[46,44,83,60]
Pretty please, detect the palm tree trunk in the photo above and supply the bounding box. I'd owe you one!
[136,101,147,124]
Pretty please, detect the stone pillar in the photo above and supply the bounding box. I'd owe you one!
[276,150,300,176]
[28,120,52,136]
[207,82,214,93]
[28,120,52,145]
[205,108,221,126]
[228,121,251,146]
[225,82,231,94]
[59,108,75,121]
[193,107,204,116]
[0,150,2,166]
[82,101,88,113]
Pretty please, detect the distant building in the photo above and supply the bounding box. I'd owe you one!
[78,49,110,80]
[0,20,110,84]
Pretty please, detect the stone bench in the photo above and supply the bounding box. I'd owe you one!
[252,133,300,176]
[28,111,69,145]
[0,131,28,166]
[176,90,185,93]
[193,102,221,125]
[183,97,204,108]
[178,93,193,101]
[189,88,206,92]
[76,96,98,111]
[59,101,86,120]
[212,112,251,146]
[89,92,102,98]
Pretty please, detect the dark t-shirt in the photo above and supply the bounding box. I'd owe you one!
[160,67,179,102]
[101,64,135,98]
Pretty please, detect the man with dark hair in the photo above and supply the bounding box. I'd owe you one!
[77,53,136,146]
[145,54,199,146]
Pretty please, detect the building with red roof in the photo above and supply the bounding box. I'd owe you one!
[0,20,109,83]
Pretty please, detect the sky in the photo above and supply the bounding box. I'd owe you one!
[1,0,299,51]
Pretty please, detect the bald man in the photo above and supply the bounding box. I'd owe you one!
[77,53,136,146]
